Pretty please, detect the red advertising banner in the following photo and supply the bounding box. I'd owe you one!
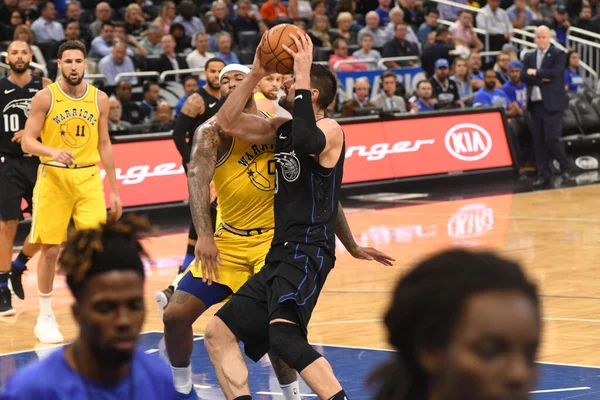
[88,110,514,209]
[342,110,514,184]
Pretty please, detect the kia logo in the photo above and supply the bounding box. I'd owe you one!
[575,155,598,170]
[445,124,492,161]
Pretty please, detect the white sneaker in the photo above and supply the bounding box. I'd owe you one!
[34,315,64,344]
[155,285,174,318]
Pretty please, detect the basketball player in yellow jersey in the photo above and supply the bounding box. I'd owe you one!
[21,41,122,344]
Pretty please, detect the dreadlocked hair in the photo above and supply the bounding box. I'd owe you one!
[369,249,540,400]
[60,214,156,299]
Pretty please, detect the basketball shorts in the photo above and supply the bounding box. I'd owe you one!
[30,164,106,245]
[0,155,39,221]
[185,225,274,295]
[216,243,334,362]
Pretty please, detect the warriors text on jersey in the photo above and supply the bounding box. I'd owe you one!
[41,82,101,164]
[0,75,43,157]
[212,110,275,230]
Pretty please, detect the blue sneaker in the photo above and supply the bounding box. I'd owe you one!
[175,387,199,400]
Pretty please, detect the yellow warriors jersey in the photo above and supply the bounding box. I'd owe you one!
[40,82,101,164]
[213,110,275,230]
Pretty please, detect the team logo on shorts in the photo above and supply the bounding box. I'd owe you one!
[3,98,32,118]
[275,151,301,182]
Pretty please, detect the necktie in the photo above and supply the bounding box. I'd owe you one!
[537,50,544,69]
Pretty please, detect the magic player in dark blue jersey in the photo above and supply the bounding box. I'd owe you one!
[204,31,394,400]
[1,215,176,400]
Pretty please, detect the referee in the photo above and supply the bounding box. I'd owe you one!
[0,41,51,315]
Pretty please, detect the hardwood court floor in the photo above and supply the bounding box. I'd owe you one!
[2,184,600,370]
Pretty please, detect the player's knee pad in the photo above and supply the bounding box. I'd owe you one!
[269,322,321,372]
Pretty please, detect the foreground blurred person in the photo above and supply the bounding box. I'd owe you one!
[1,215,176,400]
[371,249,541,400]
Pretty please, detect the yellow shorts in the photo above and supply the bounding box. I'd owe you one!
[189,225,274,293]
[30,164,106,245]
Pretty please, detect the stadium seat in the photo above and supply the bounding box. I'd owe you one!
[569,98,600,138]
[580,87,599,104]
[36,41,59,63]
[239,49,255,65]
[314,46,333,62]
[561,108,584,143]
[237,31,260,49]
[591,97,600,119]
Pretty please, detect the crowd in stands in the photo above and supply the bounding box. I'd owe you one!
[0,0,598,145]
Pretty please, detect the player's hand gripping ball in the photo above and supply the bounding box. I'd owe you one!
[260,24,301,74]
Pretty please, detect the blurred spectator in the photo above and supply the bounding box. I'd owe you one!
[421,27,455,77]
[0,0,18,26]
[309,14,332,47]
[175,75,199,116]
[335,0,357,17]
[186,32,215,72]
[359,11,387,47]
[125,4,147,37]
[473,69,522,117]
[341,77,376,117]
[206,1,234,39]
[438,0,467,22]
[495,51,511,85]
[61,21,81,47]
[529,0,544,20]
[382,22,419,68]
[417,9,439,44]
[329,38,368,71]
[333,12,359,45]
[450,10,483,51]
[156,34,189,82]
[501,60,527,109]
[232,0,268,37]
[17,0,38,23]
[174,1,204,37]
[375,0,392,26]
[411,79,435,112]
[384,8,420,51]
[97,41,137,86]
[311,0,327,17]
[476,0,512,51]
[400,0,425,31]
[450,57,474,103]
[154,1,176,34]
[115,80,142,124]
[13,25,45,67]
[89,3,111,39]
[140,81,161,122]
[575,4,593,29]
[430,58,462,109]
[468,51,484,90]
[502,43,519,61]
[63,2,90,44]
[564,50,583,93]
[372,71,407,112]
[114,21,149,57]
[216,33,239,65]
[4,10,25,40]
[508,0,535,28]
[352,33,382,69]
[540,0,556,21]
[254,73,283,116]
[550,6,570,45]
[260,0,289,24]
[287,0,313,21]
[170,23,191,53]
[150,102,174,132]
[141,23,164,55]
[88,21,114,59]
[108,97,132,133]
[30,1,64,42]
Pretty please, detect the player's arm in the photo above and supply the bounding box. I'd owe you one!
[21,89,75,164]
[335,202,395,266]
[97,91,123,220]
[188,122,223,284]
[172,93,205,166]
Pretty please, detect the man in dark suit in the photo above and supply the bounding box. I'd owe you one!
[520,25,573,187]
[156,34,189,82]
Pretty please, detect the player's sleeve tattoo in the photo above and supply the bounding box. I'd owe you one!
[335,202,358,252]
[188,124,220,237]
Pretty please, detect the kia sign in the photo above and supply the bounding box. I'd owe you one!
[342,110,514,184]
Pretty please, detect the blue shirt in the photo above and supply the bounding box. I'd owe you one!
[175,95,188,116]
[374,7,390,26]
[501,80,527,108]
[1,347,176,400]
[564,68,584,93]
[506,5,535,26]
[415,98,435,112]
[473,88,510,109]
[218,51,240,65]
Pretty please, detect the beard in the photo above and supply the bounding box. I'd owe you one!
[278,94,294,112]
[207,78,220,91]
[263,91,278,101]
[9,61,29,74]
[62,70,84,86]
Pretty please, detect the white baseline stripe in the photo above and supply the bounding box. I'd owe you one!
[530,387,590,394]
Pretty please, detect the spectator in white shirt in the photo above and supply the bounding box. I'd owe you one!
[88,21,114,59]
[476,0,513,50]
[358,11,388,47]
[97,41,137,86]
[352,32,382,69]
[186,32,216,73]
[30,1,65,42]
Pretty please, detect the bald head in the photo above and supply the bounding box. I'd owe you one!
[366,11,380,28]
[155,102,173,123]
[534,25,551,50]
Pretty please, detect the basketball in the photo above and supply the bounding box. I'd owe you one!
[260,24,300,74]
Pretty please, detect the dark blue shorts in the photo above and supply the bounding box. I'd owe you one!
[177,270,233,308]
